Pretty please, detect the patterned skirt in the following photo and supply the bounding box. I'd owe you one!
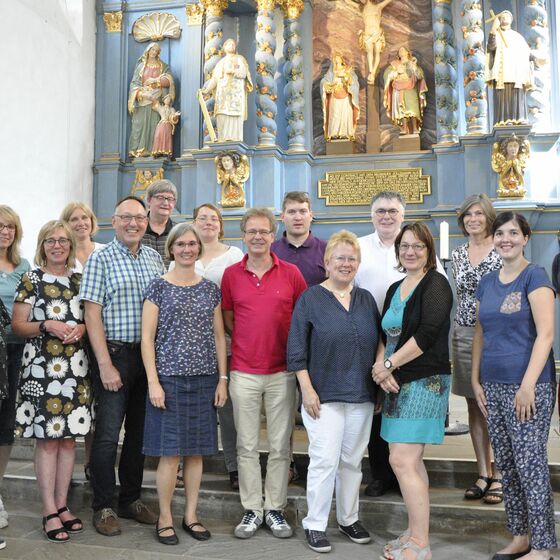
[381,374,450,445]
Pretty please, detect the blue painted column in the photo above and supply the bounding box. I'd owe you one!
[524,0,551,131]
[255,0,278,146]
[460,0,488,134]
[282,0,305,152]
[432,0,459,143]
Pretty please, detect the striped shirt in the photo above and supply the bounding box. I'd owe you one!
[79,238,165,342]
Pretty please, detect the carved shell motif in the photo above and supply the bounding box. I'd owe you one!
[132,12,182,42]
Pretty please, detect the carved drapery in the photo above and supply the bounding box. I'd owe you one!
[524,0,550,131]
[460,1,487,134]
[255,0,278,145]
[432,0,459,143]
[281,0,305,151]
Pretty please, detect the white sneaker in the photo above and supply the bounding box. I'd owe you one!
[234,510,262,539]
[265,510,293,538]
[0,494,8,529]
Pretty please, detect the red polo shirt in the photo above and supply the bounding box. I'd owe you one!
[221,253,307,374]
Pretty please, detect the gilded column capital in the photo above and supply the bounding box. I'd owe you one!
[256,0,277,13]
[281,0,304,20]
[201,0,229,17]
[103,11,123,33]
[186,3,205,25]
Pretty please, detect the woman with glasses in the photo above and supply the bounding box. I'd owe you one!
[373,222,452,560]
[472,212,556,560]
[288,230,379,553]
[193,203,243,489]
[451,195,503,504]
[0,205,31,531]
[141,223,227,545]
[12,220,91,543]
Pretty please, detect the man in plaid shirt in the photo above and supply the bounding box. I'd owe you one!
[80,196,164,537]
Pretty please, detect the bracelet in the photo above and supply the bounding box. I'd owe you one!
[219,375,228,381]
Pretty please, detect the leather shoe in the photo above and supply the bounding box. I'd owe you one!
[156,518,179,545]
[92,508,121,537]
[182,519,211,541]
[364,478,399,497]
[491,549,531,560]
[118,500,157,525]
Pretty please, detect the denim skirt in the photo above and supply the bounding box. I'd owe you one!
[143,375,218,457]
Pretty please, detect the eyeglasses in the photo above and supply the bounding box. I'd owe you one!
[0,223,16,233]
[399,243,426,252]
[44,238,71,248]
[332,255,358,264]
[114,214,148,224]
[152,195,176,204]
[174,241,199,249]
[244,229,273,237]
[196,215,220,223]
[374,208,400,217]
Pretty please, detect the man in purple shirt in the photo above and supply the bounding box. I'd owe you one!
[271,192,327,287]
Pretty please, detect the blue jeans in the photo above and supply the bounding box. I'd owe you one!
[90,342,147,511]
[0,342,24,446]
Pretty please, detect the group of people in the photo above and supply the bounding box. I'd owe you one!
[0,185,557,560]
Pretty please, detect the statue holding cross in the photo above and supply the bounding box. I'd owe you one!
[485,10,534,126]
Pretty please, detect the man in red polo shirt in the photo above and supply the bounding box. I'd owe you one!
[222,207,307,540]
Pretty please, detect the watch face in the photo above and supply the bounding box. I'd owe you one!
[384,359,392,369]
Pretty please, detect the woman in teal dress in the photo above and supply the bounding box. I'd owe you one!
[373,221,452,560]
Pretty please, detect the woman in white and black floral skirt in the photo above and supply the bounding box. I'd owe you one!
[12,220,91,544]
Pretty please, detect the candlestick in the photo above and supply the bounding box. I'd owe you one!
[439,221,449,261]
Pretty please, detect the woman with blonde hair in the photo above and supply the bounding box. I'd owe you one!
[12,220,91,543]
[0,205,31,531]
[288,230,380,553]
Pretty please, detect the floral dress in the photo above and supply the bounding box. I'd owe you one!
[14,269,91,439]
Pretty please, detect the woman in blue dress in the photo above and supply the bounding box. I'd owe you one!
[472,212,556,560]
[141,223,227,545]
[373,222,452,560]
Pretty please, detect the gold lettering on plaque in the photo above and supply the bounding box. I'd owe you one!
[318,168,431,206]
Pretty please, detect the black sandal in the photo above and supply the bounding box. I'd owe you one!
[57,506,84,533]
[483,478,504,504]
[42,512,70,543]
[464,475,491,500]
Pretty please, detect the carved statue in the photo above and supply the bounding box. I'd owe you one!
[358,0,394,85]
[491,134,530,198]
[151,94,181,158]
[130,168,164,198]
[215,151,249,208]
[201,39,254,142]
[128,43,175,158]
[485,10,534,126]
[320,54,360,142]
[383,47,428,134]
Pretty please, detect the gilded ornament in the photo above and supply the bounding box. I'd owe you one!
[491,134,530,198]
[132,12,182,42]
[130,168,165,198]
[256,0,277,13]
[103,11,122,33]
[215,152,249,208]
[281,0,304,19]
[187,3,205,25]
[200,0,229,17]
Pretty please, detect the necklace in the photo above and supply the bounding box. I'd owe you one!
[325,281,351,298]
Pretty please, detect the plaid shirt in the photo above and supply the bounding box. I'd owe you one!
[79,238,165,342]
[142,217,175,268]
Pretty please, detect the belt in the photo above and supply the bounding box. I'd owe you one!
[107,340,141,350]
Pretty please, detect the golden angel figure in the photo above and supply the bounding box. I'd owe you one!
[491,134,530,198]
[215,151,249,208]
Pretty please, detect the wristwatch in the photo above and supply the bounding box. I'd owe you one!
[384,358,393,370]
[39,321,47,334]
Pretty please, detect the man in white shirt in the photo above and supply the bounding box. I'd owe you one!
[355,191,446,497]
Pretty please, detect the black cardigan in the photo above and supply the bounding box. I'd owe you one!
[381,269,452,384]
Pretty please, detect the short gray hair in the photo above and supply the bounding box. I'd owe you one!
[240,207,277,235]
[146,179,178,201]
[371,191,405,209]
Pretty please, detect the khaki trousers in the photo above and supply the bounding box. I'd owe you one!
[229,370,296,516]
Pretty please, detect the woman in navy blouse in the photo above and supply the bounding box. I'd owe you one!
[287,230,379,554]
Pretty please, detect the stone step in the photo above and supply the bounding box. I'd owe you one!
[2,458,559,536]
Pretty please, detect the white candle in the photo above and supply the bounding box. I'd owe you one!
[439,221,449,260]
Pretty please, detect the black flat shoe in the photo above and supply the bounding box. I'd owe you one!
[491,548,531,560]
[182,519,211,541]
[156,519,179,545]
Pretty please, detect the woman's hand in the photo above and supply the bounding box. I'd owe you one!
[472,382,487,418]
[372,361,394,384]
[514,384,536,422]
[148,380,166,409]
[214,380,228,408]
[302,388,321,419]
[45,320,73,341]
[62,323,86,345]
[379,373,400,394]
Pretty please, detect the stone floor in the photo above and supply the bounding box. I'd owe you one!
[0,498,537,560]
